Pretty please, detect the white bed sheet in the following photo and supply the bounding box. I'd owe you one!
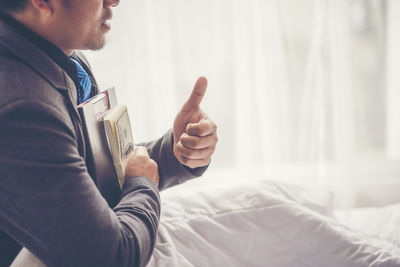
[148,177,400,267]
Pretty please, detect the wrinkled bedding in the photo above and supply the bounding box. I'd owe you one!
[11,177,400,267]
[148,178,400,267]
[335,204,400,248]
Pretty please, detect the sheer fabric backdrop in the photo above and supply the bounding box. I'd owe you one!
[86,0,400,208]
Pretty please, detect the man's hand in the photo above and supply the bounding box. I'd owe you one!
[125,146,159,186]
[173,77,218,169]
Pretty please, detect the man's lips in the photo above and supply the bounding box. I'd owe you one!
[102,20,111,26]
[101,10,113,28]
[101,17,112,30]
[102,16,112,23]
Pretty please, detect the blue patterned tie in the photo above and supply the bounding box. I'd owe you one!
[70,57,92,104]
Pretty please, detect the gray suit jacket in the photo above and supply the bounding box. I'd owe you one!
[0,16,206,267]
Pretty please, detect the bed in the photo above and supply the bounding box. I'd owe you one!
[11,173,400,267]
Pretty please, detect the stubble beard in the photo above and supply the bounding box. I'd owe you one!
[83,30,106,51]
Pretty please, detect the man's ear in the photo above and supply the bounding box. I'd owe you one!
[29,0,53,16]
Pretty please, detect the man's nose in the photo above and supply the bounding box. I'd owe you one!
[104,0,120,8]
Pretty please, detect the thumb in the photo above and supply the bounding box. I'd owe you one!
[182,77,208,111]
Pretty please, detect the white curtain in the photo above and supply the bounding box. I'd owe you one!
[86,0,400,208]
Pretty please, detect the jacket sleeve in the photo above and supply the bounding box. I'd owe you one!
[141,130,208,191]
[0,100,159,267]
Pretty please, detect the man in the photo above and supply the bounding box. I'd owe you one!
[0,0,218,266]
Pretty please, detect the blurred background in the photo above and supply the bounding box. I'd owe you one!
[86,0,400,208]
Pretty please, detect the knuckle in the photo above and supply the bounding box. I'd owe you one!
[180,139,189,147]
[178,143,189,154]
[180,149,190,157]
[190,126,200,135]
[149,159,158,168]
[177,141,184,150]
[181,156,189,164]
[182,136,201,149]
[207,148,215,157]
[195,128,202,136]
[180,138,187,147]
[213,122,218,130]
[181,132,190,139]
[181,137,193,147]
[149,162,158,174]
[192,142,201,149]
[189,138,201,148]
[184,148,195,157]
[206,120,213,129]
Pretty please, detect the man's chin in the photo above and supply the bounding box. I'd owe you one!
[83,36,107,51]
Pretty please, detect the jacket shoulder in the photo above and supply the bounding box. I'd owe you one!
[0,51,76,137]
[0,52,67,110]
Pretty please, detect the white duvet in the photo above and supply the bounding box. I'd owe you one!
[148,178,400,267]
[12,177,400,267]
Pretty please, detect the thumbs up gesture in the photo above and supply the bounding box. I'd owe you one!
[173,77,218,169]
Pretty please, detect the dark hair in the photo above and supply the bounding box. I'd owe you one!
[0,0,28,12]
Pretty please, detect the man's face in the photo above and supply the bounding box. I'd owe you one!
[51,0,119,53]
